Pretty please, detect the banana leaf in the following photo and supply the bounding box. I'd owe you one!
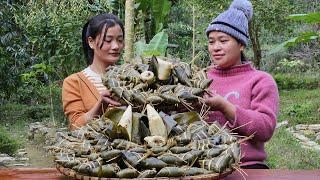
[171,111,201,126]
[102,107,125,124]
[131,112,144,144]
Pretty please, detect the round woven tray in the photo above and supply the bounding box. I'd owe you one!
[56,164,234,180]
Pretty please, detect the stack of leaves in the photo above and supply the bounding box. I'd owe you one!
[49,106,243,178]
[102,56,213,111]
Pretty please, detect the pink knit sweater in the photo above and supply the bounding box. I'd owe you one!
[206,62,279,166]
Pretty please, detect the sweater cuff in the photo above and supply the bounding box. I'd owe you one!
[228,106,245,129]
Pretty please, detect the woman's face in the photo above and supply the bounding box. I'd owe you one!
[208,31,244,68]
[89,24,124,66]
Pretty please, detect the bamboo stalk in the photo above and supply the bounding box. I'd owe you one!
[49,83,56,126]
[192,4,195,60]
[124,0,135,63]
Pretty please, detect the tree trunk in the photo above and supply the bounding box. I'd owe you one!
[124,0,134,63]
[144,9,153,43]
[249,20,262,70]
[192,4,195,60]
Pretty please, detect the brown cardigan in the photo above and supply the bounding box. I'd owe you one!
[62,71,101,131]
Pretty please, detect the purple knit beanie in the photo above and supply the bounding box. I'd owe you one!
[205,0,253,46]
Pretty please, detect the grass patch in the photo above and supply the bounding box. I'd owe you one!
[0,103,50,145]
[3,120,29,145]
[266,127,320,169]
[0,103,67,146]
[0,125,20,155]
[278,89,320,125]
[266,88,320,169]
[0,103,50,123]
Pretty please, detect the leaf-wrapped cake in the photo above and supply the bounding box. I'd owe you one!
[51,57,242,179]
[101,56,212,111]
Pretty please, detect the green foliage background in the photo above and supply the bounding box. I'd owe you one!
[1,0,319,103]
[0,0,113,102]
[0,125,20,155]
[0,0,319,164]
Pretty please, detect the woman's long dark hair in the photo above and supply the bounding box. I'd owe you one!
[81,13,124,65]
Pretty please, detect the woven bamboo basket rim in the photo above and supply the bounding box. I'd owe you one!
[56,164,234,180]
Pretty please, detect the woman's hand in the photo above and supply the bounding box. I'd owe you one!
[98,90,121,107]
[85,90,121,122]
[204,92,236,121]
[204,93,225,111]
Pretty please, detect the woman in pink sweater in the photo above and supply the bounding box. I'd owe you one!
[204,0,279,169]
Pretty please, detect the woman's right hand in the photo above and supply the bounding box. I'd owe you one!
[203,92,225,112]
[85,90,121,122]
[204,91,236,122]
[98,90,121,107]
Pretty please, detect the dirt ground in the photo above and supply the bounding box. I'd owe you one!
[25,142,55,167]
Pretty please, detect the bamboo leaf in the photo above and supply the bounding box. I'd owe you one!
[134,41,148,58]
[135,0,149,12]
[134,31,168,58]
[288,12,320,23]
[151,0,171,32]
[267,32,318,56]
[285,32,318,46]
[145,30,168,55]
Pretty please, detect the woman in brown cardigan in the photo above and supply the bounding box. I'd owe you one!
[62,13,123,131]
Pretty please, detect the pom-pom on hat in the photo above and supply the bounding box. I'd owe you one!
[205,0,253,47]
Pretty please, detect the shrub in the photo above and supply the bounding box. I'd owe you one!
[285,103,314,118]
[0,126,20,155]
[273,73,319,90]
[0,103,49,123]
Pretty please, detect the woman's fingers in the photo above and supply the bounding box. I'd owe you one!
[203,93,210,99]
[205,90,217,97]
[204,92,216,108]
[100,90,121,106]
[101,96,121,106]
[204,97,214,106]
[100,90,111,97]
[204,94,223,110]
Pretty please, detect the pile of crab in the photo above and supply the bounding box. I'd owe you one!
[50,57,246,178]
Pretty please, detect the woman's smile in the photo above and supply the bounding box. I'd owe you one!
[212,53,225,60]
